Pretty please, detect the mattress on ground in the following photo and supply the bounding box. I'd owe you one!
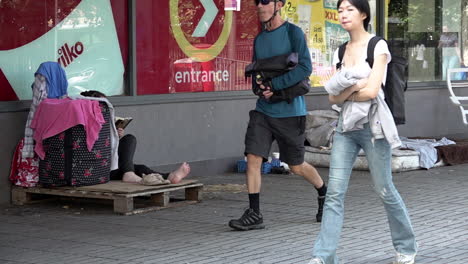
[304,146,445,172]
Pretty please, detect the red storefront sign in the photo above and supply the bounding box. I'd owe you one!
[136,0,258,95]
[0,0,257,100]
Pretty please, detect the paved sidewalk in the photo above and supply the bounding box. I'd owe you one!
[1,164,467,264]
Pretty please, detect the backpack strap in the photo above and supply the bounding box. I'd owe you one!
[286,23,309,52]
[336,42,348,70]
[287,23,300,53]
[366,36,385,68]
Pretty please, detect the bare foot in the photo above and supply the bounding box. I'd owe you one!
[168,162,190,184]
[122,171,142,183]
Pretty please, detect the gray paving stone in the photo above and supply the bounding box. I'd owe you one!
[2,164,468,263]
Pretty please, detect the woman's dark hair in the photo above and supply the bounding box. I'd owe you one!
[81,90,106,98]
[337,0,371,31]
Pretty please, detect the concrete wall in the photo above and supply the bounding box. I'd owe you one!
[397,86,468,139]
[1,86,467,204]
[115,98,258,172]
[0,111,28,205]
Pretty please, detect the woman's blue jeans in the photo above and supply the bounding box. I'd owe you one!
[312,124,417,264]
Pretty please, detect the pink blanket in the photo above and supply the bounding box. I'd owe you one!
[31,98,105,159]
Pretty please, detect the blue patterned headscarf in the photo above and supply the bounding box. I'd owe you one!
[35,62,68,99]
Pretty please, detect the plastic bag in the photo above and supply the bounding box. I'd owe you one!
[9,138,39,187]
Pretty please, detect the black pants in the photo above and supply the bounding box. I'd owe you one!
[110,134,169,180]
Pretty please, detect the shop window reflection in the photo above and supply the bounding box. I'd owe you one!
[387,0,467,82]
[138,0,256,95]
[0,0,129,101]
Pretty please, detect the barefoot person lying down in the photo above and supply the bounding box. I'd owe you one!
[80,90,191,185]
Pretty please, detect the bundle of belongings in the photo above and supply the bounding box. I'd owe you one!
[9,62,119,187]
[245,52,310,104]
[304,109,339,149]
[399,137,468,169]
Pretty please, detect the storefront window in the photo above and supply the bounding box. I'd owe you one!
[136,0,257,95]
[8,0,466,101]
[137,0,378,94]
[387,0,467,82]
[0,0,129,101]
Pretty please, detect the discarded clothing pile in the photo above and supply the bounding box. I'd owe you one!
[399,137,455,169]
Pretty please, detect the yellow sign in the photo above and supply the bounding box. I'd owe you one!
[169,0,233,62]
[282,0,324,45]
[282,0,327,86]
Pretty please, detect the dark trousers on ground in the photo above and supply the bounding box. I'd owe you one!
[110,134,169,180]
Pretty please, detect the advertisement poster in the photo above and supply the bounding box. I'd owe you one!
[0,0,125,100]
[323,0,349,63]
[282,0,348,86]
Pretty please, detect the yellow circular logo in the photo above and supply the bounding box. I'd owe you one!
[170,0,233,62]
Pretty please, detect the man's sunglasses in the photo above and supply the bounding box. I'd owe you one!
[254,0,276,5]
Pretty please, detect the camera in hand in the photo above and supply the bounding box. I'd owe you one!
[253,73,272,97]
[245,52,310,104]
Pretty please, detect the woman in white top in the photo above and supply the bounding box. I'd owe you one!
[308,1,417,264]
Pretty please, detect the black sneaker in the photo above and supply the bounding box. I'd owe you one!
[316,195,325,222]
[228,209,265,231]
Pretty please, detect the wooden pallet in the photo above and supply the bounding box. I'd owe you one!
[11,180,203,215]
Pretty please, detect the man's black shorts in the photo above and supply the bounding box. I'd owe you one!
[244,110,306,166]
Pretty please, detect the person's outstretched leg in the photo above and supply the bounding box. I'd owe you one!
[290,162,327,222]
[311,131,360,264]
[228,153,265,231]
[273,114,327,222]
[229,110,273,231]
[118,134,142,183]
[363,137,417,261]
